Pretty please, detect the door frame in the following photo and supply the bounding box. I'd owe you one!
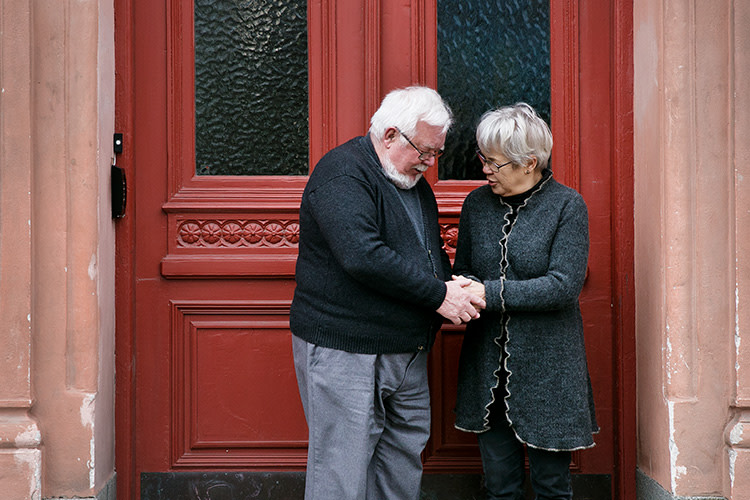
[114,1,635,498]
[609,0,636,497]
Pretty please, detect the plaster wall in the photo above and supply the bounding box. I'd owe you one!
[0,0,116,498]
[0,0,42,498]
[96,0,117,489]
[726,2,750,499]
[634,0,743,498]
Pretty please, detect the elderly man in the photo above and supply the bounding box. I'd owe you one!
[290,86,484,500]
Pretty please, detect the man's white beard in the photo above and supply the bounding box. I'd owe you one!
[382,157,423,190]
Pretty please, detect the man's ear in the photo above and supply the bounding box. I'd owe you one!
[383,127,399,147]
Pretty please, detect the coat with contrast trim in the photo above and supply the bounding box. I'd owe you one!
[452,173,599,451]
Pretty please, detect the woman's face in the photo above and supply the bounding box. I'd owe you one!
[478,149,534,197]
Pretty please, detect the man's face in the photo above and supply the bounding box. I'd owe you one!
[381,121,446,189]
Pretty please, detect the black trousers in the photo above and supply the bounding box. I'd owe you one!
[478,409,572,500]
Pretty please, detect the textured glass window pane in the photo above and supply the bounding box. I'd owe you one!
[195,0,308,176]
[437,0,550,180]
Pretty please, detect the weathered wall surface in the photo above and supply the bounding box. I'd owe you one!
[635,0,748,498]
[0,1,115,498]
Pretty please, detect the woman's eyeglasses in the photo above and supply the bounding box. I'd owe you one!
[476,149,513,172]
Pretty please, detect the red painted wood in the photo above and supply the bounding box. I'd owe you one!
[424,325,484,472]
[114,0,636,497]
[170,301,307,469]
[573,0,617,478]
[114,0,136,497]
[611,0,637,497]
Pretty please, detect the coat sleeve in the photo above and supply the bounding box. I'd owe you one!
[497,195,589,312]
[306,174,447,310]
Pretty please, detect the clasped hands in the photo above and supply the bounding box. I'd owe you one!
[436,275,486,325]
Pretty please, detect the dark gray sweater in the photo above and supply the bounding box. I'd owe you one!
[290,136,452,354]
[453,172,599,451]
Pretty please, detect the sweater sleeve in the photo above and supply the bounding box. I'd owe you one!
[499,195,589,312]
[307,174,447,310]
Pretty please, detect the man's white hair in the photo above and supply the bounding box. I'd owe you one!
[369,86,453,141]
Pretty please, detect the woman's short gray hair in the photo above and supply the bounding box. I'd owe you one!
[370,86,453,140]
[476,103,553,170]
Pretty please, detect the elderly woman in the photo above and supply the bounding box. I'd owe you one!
[453,103,598,500]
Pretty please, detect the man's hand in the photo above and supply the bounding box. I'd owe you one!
[437,277,486,325]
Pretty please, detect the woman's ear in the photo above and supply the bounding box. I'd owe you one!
[525,156,538,173]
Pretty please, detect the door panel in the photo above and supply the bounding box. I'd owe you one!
[115,0,633,497]
[170,299,307,469]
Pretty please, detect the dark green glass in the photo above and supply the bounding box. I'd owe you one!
[194,0,309,176]
[437,0,550,180]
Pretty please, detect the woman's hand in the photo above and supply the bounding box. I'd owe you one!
[452,275,486,304]
[437,277,485,324]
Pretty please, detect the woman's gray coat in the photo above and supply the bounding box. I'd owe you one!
[453,172,599,451]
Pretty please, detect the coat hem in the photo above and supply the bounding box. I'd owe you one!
[524,440,597,452]
[453,424,487,434]
[454,423,598,452]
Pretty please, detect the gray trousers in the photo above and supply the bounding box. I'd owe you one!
[292,335,431,500]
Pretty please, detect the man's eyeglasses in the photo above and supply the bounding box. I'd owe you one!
[396,127,444,161]
[476,149,513,172]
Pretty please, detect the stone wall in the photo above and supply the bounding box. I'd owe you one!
[0,1,116,498]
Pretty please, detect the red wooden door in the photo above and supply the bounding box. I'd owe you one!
[114,1,634,498]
